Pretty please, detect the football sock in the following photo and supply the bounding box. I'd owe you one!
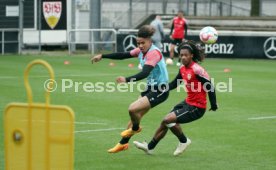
[148,138,159,150]
[177,133,187,143]
[120,137,130,144]
[132,123,139,131]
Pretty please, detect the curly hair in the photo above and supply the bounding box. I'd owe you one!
[177,40,206,63]
[137,25,155,38]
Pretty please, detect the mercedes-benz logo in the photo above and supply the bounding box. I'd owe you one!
[264,37,276,59]
[123,34,137,52]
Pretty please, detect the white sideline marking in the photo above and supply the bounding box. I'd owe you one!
[248,116,276,120]
[75,127,124,133]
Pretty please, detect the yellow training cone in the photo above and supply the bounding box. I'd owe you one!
[4,59,75,170]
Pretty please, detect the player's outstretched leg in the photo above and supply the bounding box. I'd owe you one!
[133,141,153,155]
[108,98,150,153]
[173,138,191,156]
[108,121,133,153]
[134,118,169,154]
[170,43,175,60]
[107,143,129,153]
[165,117,191,156]
[120,126,142,138]
[121,97,149,138]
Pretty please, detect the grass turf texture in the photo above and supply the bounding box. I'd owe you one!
[0,54,275,170]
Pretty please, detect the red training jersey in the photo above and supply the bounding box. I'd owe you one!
[172,17,187,39]
[180,62,210,109]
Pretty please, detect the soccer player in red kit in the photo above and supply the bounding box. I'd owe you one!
[169,10,188,66]
[134,40,218,156]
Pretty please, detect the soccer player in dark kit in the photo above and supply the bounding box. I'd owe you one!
[134,40,218,156]
[91,25,169,153]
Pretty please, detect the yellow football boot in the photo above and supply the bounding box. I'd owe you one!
[120,127,142,138]
[107,143,129,153]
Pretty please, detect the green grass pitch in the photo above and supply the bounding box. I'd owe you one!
[0,54,276,170]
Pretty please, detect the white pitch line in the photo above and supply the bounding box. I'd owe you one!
[75,127,124,133]
[0,73,119,79]
[248,116,276,120]
[20,120,107,125]
[75,122,107,125]
[0,76,20,79]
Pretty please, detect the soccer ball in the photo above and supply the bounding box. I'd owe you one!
[165,58,173,65]
[199,26,218,44]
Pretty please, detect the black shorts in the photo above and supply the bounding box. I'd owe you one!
[171,38,183,45]
[141,84,169,108]
[171,101,206,123]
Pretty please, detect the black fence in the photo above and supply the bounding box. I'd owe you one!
[117,33,276,59]
[0,31,19,54]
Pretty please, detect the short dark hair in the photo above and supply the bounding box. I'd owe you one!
[178,10,184,14]
[178,40,206,63]
[137,25,155,38]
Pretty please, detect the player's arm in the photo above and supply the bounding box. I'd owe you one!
[184,22,188,38]
[125,65,154,82]
[91,52,132,63]
[168,70,182,91]
[102,52,133,60]
[196,75,218,111]
[91,48,140,63]
[118,50,161,83]
[170,23,174,37]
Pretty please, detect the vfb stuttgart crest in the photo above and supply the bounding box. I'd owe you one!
[43,1,62,29]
